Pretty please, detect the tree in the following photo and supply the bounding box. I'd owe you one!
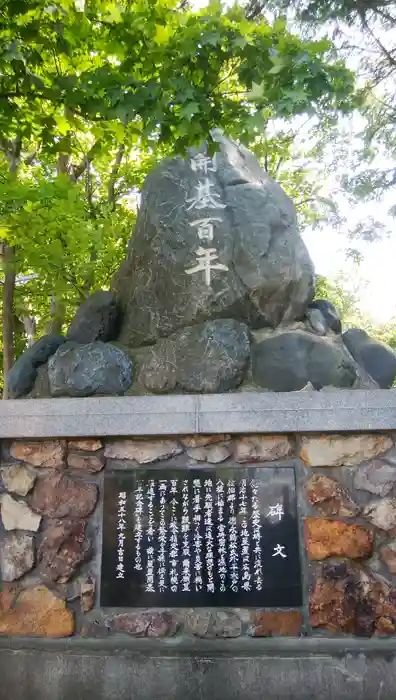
[0,0,357,395]
[257,0,396,230]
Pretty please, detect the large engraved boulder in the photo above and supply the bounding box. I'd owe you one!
[112,131,315,347]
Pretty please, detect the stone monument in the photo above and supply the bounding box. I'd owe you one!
[7,131,396,399]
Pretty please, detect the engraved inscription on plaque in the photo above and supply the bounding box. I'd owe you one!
[100,466,302,607]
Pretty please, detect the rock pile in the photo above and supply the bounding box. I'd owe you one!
[8,132,396,398]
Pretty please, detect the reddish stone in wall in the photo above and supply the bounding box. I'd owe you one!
[310,561,396,637]
[252,611,303,637]
[38,519,92,583]
[31,472,97,518]
[304,517,373,560]
[305,475,359,518]
[10,440,66,468]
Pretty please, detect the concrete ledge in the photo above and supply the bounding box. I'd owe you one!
[1,641,396,700]
[0,391,395,438]
[1,635,396,654]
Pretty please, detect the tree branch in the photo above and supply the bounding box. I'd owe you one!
[71,140,102,181]
[107,142,126,207]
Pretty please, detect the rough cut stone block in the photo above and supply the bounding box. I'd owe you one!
[304,517,373,560]
[0,533,35,581]
[235,435,293,463]
[181,435,230,448]
[300,434,393,467]
[31,473,97,518]
[0,493,41,531]
[67,453,105,472]
[0,586,74,637]
[0,463,36,496]
[38,520,92,583]
[310,561,396,636]
[186,444,232,464]
[184,610,212,637]
[363,498,396,531]
[67,574,95,612]
[104,439,183,463]
[354,460,396,496]
[109,612,177,637]
[380,541,396,575]
[305,475,359,518]
[67,439,102,452]
[252,611,302,637]
[212,611,242,638]
[10,440,66,468]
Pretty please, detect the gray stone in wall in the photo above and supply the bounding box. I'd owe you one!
[342,328,396,389]
[48,342,133,397]
[0,533,35,581]
[7,335,66,398]
[67,290,120,343]
[251,330,357,391]
[112,131,314,347]
[140,319,250,393]
[309,299,342,334]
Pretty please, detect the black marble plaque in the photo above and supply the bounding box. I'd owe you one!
[100,466,302,608]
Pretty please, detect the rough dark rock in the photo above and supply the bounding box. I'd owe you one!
[7,335,66,398]
[48,342,133,397]
[140,319,250,393]
[251,330,357,391]
[310,560,396,637]
[309,299,342,334]
[67,290,120,343]
[305,308,327,336]
[112,132,314,347]
[31,472,97,519]
[343,328,396,388]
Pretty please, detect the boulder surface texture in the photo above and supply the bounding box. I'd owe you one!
[112,131,315,347]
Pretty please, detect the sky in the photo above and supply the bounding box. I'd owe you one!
[303,227,396,324]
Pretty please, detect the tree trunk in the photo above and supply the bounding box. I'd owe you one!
[22,316,37,346]
[2,245,16,399]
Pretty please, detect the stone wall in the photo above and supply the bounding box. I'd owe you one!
[1,431,396,640]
